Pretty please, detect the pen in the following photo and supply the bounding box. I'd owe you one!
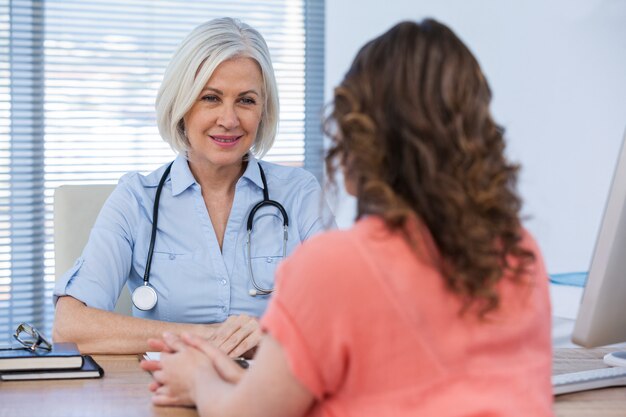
[234,357,249,369]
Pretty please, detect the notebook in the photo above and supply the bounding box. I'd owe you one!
[0,355,103,381]
[0,342,83,371]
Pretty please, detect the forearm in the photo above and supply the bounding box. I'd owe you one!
[53,296,218,354]
[192,335,314,417]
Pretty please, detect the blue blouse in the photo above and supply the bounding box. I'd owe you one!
[54,154,334,324]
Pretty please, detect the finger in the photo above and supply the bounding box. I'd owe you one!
[228,327,262,359]
[241,345,258,359]
[182,332,213,348]
[152,386,181,406]
[182,332,222,358]
[152,394,180,407]
[140,359,162,372]
[219,318,259,356]
[162,332,187,352]
[210,315,242,345]
[147,338,174,353]
[148,380,161,392]
[152,369,166,384]
[216,315,256,352]
[182,333,245,383]
[214,352,246,383]
[218,328,245,355]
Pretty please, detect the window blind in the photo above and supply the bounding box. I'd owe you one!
[0,0,324,344]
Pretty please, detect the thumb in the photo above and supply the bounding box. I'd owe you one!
[162,332,186,352]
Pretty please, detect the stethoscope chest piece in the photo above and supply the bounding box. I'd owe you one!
[132,284,158,311]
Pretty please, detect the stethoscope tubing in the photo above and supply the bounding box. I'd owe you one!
[143,162,173,287]
[133,160,288,310]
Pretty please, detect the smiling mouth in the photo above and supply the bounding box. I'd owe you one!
[210,135,241,143]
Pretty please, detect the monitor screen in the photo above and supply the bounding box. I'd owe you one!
[573,127,626,348]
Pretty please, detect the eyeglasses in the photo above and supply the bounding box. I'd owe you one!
[13,323,52,352]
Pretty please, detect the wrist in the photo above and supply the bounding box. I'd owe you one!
[193,322,217,340]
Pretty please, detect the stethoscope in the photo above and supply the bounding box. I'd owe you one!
[131,161,289,311]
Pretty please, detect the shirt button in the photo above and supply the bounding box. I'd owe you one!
[266,257,272,263]
[221,279,227,285]
[222,306,227,312]
[169,254,176,260]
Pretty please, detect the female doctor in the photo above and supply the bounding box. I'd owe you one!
[52,17,333,355]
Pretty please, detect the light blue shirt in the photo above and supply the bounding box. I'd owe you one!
[54,154,335,323]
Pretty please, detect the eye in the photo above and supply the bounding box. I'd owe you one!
[239,97,257,105]
[201,94,219,103]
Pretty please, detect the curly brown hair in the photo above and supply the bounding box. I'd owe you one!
[325,19,535,316]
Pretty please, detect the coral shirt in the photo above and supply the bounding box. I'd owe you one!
[261,216,553,417]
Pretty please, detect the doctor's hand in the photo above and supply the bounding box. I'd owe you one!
[209,314,261,359]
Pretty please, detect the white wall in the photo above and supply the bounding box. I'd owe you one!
[326,0,626,274]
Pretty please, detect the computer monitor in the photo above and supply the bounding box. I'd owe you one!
[572,126,626,364]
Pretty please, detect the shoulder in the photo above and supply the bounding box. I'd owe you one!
[113,162,173,199]
[292,228,355,260]
[101,162,173,218]
[117,162,171,190]
[259,161,318,187]
[517,227,548,282]
[519,228,542,256]
[275,228,358,295]
[278,221,380,285]
[275,219,400,302]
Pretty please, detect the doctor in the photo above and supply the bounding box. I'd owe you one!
[53,17,333,355]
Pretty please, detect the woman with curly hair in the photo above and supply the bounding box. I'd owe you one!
[142,18,553,416]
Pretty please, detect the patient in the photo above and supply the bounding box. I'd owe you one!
[142,18,553,416]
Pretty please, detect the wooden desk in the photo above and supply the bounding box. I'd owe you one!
[554,348,626,416]
[0,355,198,417]
[1,349,623,416]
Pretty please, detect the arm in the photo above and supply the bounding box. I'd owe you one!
[148,332,315,417]
[54,175,262,356]
[53,296,215,354]
[54,296,261,356]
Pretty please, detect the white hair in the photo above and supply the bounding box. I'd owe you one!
[156,17,279,157]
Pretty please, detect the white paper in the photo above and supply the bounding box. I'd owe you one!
[143,351,161,361]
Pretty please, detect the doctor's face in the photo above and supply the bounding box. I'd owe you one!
[184,57,264,171]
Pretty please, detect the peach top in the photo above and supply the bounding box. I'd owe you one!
[262,216,553,417]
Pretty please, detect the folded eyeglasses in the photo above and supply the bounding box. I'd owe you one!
[3,322,53,352]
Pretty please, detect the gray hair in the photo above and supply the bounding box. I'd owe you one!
[156,17,279,157]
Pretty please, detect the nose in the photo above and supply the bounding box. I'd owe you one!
[217,104,240,130]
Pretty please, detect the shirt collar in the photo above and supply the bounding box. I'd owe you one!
[241,155,265,190]
[168,153,265,196]
[170,154,196,196]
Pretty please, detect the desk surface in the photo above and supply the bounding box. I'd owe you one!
[0,355,197,417]
[0,349,623,416]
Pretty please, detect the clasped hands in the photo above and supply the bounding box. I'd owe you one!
[141,314,258,407]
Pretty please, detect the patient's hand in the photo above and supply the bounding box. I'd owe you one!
[182,332,246,383]
[149,333,209,407]
[141,332,246,407]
